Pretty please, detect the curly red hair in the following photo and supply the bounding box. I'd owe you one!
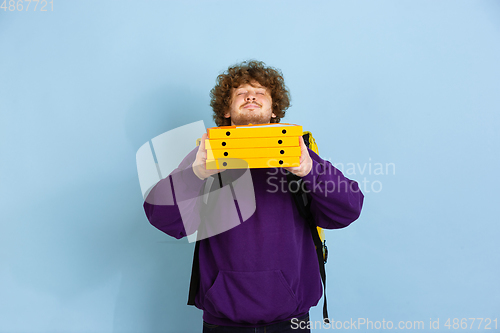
[210,60,291,126]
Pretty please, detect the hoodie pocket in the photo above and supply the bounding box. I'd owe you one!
[204,270,298,324]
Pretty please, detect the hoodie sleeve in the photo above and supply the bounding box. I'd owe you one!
[143,147,206,239]
[301,149,364,229]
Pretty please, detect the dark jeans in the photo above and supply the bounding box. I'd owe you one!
[202,313,310,333]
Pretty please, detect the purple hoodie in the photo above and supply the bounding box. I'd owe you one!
[143,147,364,327]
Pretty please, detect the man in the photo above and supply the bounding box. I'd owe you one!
[144,60,364,332]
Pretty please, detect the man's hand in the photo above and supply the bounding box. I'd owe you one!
[284,136,312,177]
[192,133,226,180]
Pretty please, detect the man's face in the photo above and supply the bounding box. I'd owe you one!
[224,82,276,126]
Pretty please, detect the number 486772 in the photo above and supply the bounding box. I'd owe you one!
[444,318,498,330]
[1,0,54,11]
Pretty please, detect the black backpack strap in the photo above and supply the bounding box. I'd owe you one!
[302,132,311,147]
[286,171,330,323]
[187,240,200,305]
[309,217,330,323]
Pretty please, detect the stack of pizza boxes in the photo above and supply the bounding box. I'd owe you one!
[205,123,303,169]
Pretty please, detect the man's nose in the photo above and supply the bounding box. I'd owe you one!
[246,93,256,100]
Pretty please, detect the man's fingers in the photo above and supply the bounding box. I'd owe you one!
[199,133,208,151]
[301,136,311,154]
[299,136,307,151]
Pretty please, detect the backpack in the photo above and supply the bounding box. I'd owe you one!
[188,131,330,323]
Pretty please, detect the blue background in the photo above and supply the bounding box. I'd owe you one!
[1,1,499,332]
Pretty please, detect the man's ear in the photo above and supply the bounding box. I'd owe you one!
[224,112,230,118]
[271,113,277,118]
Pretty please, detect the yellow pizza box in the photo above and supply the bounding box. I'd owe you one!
[207,146,301,159]
[205,136,300,150]
[206,156,300,169]
[207,123,303,139]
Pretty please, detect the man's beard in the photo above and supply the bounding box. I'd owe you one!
[230,112,273,126]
